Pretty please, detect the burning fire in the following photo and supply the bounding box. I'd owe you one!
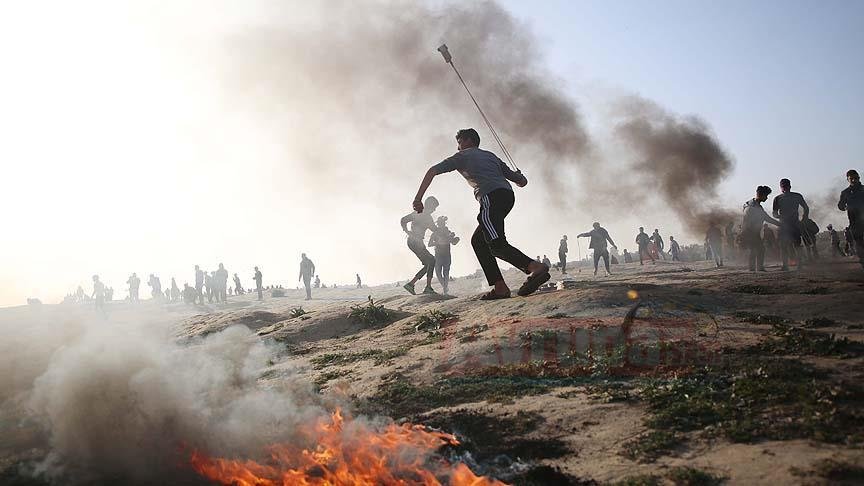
[190,409,508,485]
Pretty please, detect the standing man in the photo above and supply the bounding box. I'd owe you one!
[194,265,205,305]
[127,273,140,302]
[400,196,439,295]
[428,215,460,295]
[558,235,569,274]
[762,222,778,262]
[773,178,810,271]
[410,128,549,300]
[253,266,263,301]
[577,222,617,276]
[705,223,724,268]
[651,229,666,261]
[542,255,552,268]
[742,186,781,271]
[669,236,681,261]
[839,169,864,268]
[92,275,105,311]
[356,274,362,288]
[635,227,655,265]
[215,263,229,302]
[299,253,316,300]
[827,224,842,258]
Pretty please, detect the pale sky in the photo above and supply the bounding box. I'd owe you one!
[1,0,861,307]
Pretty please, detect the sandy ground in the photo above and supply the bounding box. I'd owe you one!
[2,255,864,485]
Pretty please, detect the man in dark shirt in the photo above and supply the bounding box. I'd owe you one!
[772,178,809,270]
[578,222,617,276]
[558,236,568,274]
[635,227,654,265]
[253,266,263,301]
[827,224,842,258]
[410,128,549,299]
[299,254,316,300]
[839,169,864,268]
[669,236,681,261]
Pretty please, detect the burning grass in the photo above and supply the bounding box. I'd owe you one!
[411,310,458,332]
[190,409,507,485]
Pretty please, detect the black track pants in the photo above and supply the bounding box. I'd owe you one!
[471,189,534,286]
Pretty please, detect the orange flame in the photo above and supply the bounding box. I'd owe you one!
[190,409,508,486]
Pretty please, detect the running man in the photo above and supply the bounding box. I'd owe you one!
[233,273,244,295]
[635,227,655,265]
[669,236,681,261]
[839,169,864,268]
[742,186,781,271]
[577,222,617,276]
[772,178,809,271]
[400,196,439,295]
[409,128,549,300]
[299,253,315,300]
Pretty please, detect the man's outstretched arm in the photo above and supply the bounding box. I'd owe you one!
[839,191,848,211]
[606,231,617,248]
[801,196,810,221]
[413,167,438,213]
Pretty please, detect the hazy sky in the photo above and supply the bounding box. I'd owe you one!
[1,0,861,307]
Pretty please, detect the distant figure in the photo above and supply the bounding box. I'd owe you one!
[215,263,229,302]
[577,222,617,276]
[400,196,439,295]
[558,235,568,274]
[91,275,105,310]
[356,273,362,288]
[839,169,864,267]
[205,271,214,303]
[127,273,140,302]
[76,285,85,304]
[724,221,737,261]
[742,185,781,271]
[623,249,633,263]
[651,229,666,261]
[194,265,205,305]
[669,236,681,261]
[541,255,551,268]
[233,273,244,295]
[705,223,724,268]
[800,218,820,261]
[148,274,162,299]
[773,178,809,271]
[254,266,263,301]
[428,215,460,294]
[314,275,321,288]
[170,278,180,303]
[182,284,196,304]
[827,224,842,258]
[299,254,316,300]
[635,227,655,265]
[105,287,113,302]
